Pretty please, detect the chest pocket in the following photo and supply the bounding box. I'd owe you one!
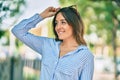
[59,68,73,76]
[55,66,82,80]
[54,57,84,80]
[58,64,82,75]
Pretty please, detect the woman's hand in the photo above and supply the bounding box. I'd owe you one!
[40,7,60,19]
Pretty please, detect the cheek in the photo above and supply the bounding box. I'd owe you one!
[67,27,73,34]
[54,27,58,35]
[69,30,74,36]
[55,27,57,32]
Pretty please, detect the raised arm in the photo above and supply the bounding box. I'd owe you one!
[12,7,59,55]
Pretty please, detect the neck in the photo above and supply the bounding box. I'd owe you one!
[61,38,79,47]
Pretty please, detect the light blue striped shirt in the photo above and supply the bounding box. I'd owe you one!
[12,14,94,80]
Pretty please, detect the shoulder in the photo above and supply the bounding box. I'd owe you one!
[77,45,94,60]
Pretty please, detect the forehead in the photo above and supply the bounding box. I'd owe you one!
[55,12,65,21]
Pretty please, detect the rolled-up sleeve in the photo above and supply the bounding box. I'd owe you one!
[12,13,45,55]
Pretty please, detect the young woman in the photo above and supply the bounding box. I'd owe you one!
[12,6,94,80]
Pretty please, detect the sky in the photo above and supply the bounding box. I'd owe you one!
[19,0,60,20]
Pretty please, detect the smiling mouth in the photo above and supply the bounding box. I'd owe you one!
[57,31,65,35]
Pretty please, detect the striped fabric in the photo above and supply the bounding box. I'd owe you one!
[12,14,94,80]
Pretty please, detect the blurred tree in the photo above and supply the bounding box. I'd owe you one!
[0,0,26,46]
[59,0,120,80]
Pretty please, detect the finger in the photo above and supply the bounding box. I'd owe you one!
[49,7,59,12]
[49,7,55,12]
[56,7,61,11]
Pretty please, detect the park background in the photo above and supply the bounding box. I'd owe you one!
[0,0,120,80]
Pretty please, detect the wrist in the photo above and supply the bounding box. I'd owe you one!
[39,13,46,19]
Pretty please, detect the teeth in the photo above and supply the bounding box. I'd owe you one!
[58,31,64,34]
[59,32,63,33]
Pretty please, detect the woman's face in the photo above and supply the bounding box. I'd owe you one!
[55,13,74,40]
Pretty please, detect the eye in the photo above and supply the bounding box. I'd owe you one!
[61,21,66,25]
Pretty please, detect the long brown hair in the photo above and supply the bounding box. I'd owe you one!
[52,6,86,45]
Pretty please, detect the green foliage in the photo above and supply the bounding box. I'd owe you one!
[0,0,26,47]
[0,30,5,38]
[0,0,26,24]
[47,19,55,38]
[23,72,39,80]
[89,43,94,51]
[15,39,23,49]
[0,30,10,46]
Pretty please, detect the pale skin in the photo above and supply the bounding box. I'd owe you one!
[40,7,79,57]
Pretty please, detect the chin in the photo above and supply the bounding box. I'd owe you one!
[58,37,64,40]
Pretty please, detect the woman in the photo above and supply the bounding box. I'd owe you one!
[12,6,94,80]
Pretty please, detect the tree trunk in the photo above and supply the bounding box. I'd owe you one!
[112,11,119,80]
[112,27,117,80]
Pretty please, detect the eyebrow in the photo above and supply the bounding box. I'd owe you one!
[55,19,66,22]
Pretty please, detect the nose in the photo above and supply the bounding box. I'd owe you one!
[56,22,62,29]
